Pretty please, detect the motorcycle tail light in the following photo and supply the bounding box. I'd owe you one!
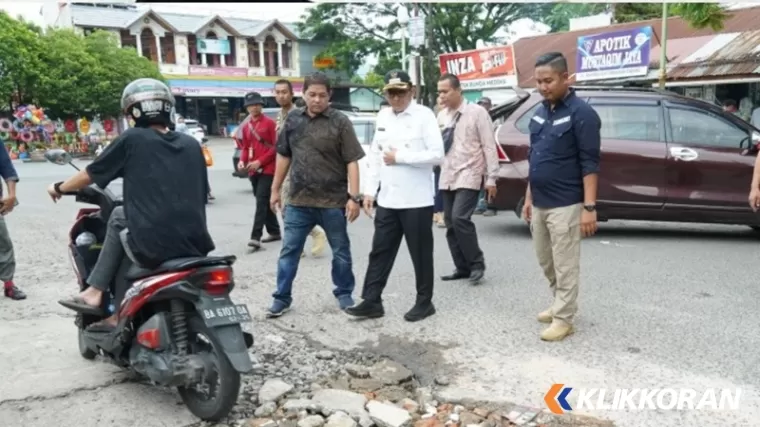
[205,267,232,295]
[137,328,161,349]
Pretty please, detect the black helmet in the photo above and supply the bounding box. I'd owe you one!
[121,78,175,128]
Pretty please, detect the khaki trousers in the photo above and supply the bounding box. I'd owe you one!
[530,203,582,324]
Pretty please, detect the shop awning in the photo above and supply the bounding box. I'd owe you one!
[666,30,760,81]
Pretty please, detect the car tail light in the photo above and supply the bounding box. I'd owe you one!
[205,267,232,295]
[494,125,510,163]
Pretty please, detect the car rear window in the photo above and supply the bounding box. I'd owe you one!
[514,102,542,134]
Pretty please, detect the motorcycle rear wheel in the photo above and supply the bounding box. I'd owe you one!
[177,316,241,421]
[78,327,97,360]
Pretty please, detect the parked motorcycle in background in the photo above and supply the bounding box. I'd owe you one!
[45,149,254,421]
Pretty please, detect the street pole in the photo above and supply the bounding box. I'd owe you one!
[658,2,668,89]
[425,6,434,107]
[401,27,407,72]
[413,3,422,101]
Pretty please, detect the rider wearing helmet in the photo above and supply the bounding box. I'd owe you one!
[50,79,215,330]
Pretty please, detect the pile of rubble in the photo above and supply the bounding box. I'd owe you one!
[236,359,610,427]
[189,327,612,427]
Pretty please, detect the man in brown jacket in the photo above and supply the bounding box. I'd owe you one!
[274,79,326,257]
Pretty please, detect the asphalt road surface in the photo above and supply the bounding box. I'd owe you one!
[0,140,758,427]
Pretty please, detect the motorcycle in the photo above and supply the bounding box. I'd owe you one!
[45,149,254,421]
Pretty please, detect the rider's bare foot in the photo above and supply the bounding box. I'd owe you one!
[103,314,119,326]
[78,287,103,307]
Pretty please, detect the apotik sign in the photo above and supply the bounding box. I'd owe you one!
[438,45,517,90]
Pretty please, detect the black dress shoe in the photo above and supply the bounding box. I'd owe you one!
[441,270,470,281]
[469,269,485,284]
[345,300,384,319]
[404,303,436,322]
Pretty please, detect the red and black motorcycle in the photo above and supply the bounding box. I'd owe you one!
[46,149,254,421]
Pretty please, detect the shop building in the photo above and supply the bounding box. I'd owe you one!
[43,3,343,134]
[512,5,760,100]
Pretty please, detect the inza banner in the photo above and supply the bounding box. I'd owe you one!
[438,45,517,90]
[575,26,652,82]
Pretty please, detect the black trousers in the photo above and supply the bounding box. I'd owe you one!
[361,206,434,305]
[249,174,280,240]
[441,189,485,272]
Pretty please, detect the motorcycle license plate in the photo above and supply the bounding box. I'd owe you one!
[201,304,252,327]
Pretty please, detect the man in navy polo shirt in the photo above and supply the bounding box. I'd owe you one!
[521,52,601,342]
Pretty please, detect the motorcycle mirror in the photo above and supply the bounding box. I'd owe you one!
[44,148,73,166]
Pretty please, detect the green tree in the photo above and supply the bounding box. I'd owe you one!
[39,28,164,118]
[298,2,548,75]
[542,3,609,32]
[671,3,729,31]
[37,29,101,118]
[614,3,729,30]
[298,2,548,105]
[81,30,164,117]
[351,71,385,89]
[0,11,45,109]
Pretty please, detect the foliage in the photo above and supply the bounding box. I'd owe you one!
[670,3,729,31]
[0,12,164,118]
[351,71,385,89]
[298,2,549,105]
[614,3,729,30]
[0,12,45,109]
[541,3,608,33]
[538,3,729,33]
[80,30,165,117]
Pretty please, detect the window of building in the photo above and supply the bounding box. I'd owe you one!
[668,108,747,148]
[282,42,292,69]
[247,38,261,67]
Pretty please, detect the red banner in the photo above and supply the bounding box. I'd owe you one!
[438,46,517,90]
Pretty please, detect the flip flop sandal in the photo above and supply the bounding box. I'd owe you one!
[86,321,117,333]
[58,297,105,316]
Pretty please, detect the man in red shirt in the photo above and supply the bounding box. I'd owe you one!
[238,92,280,249]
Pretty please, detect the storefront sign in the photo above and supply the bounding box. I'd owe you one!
[313,57,336,69]
[196,38,231,55]
[170,84,304,98]
[438,45,517,90]
[576,26,652,82]
[188,66,248,78]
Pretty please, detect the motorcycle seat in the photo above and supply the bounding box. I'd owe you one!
[126,255,236,281]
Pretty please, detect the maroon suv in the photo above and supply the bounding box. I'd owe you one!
[490,87,760,228]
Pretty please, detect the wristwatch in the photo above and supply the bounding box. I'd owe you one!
[53,181,64,196]
[583,204,596,212]
[348,193,362,204]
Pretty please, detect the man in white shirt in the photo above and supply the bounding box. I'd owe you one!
[751,106,760,129]
[345,70,444,322]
